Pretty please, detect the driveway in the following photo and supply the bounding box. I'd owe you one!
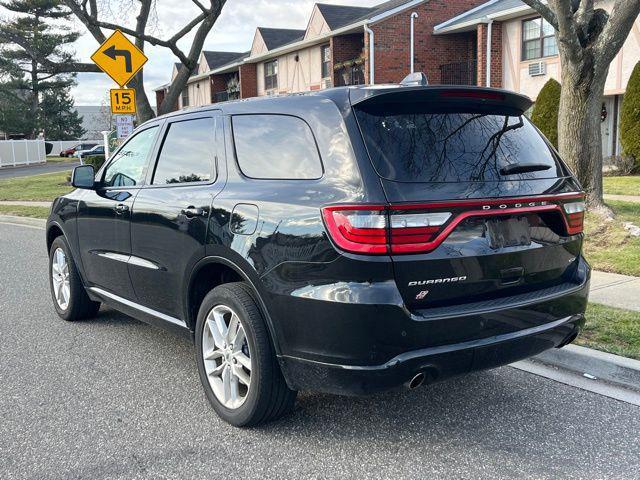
[0,160,78,179]
[1,222,639,479]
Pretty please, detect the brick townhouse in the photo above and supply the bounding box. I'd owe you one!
[435,0,640,158]
[154,0,640,159]
[154,0,485,108]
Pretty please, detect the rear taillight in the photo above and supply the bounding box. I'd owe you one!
[388,210,451,253]
[321,206,388,254]
[322,206,452,255]
[562,200,586,235]
[322,193,585,255]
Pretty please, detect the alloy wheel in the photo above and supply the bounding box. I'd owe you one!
[202,304,252,409]
[51,248,70,310]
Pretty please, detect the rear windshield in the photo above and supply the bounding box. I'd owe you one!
[354,104,565,183]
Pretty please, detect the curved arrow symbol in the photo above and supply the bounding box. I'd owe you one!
[103,45,132,72]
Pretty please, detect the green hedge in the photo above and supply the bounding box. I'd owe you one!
[83,155,106,171]
[620,61,640,170]
[531,78,561,149]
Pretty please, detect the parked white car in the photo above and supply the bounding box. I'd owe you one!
[76,145,106,164]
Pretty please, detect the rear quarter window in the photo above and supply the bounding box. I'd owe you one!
[232,114,323,180]
[354,104,566,183]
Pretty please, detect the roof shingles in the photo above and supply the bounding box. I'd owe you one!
[316,3,375,30]
[202,51,248,70]
[257,27,305,50]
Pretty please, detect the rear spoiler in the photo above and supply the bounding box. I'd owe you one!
[350,85,533,114]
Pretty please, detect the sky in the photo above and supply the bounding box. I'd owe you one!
[51,0,383,107]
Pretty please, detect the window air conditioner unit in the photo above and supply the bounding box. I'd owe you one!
[322,78,333,89]
[529,61,547,77]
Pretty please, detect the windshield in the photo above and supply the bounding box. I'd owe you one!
[354,104,566,183]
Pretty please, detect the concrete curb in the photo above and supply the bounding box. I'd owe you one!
[0,215,46,229]
[533,344,640,393]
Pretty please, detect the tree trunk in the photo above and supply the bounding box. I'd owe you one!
[128,72,155,123]
[557,59,608,207]
[159,65,195,116]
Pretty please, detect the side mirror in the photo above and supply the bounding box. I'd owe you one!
[71,165,96,189]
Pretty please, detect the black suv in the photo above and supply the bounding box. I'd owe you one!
[47,84,590,426]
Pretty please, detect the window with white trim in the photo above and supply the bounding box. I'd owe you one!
[264,60,278,91]
[522,17,558,60]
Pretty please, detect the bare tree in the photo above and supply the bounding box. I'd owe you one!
[521,0,640,206]
[64,0,226,122]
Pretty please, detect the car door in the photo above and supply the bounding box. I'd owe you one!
[128,112,226,319]
[76,124,161,300]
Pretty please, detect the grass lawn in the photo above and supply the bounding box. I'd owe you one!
[0,171,73,202]
[46,156,76,163]
[603,176,640,196]
[0,205,50,219]
[577,303,640,360]
[584,200,640,277]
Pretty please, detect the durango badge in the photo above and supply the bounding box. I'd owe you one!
[408,276,467,287]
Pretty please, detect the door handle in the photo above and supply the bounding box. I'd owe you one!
[114,203,129,214]
[181,206,205,218]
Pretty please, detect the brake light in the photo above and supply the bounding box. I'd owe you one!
[562,200,586,235]
[389,211,451,253]
[322,194,585,255]
[439,90,505,101]
[321,206,388,254]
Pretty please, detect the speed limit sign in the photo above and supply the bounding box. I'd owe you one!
[110,88,136,114]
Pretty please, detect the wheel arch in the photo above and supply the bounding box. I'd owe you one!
[46,222,65,252]
[185,256,282,355]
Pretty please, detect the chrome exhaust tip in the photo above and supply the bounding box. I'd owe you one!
[407,372,426,390]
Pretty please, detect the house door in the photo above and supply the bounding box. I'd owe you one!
[601,96,615,159]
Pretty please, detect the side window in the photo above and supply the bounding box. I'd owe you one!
[264,60,278,91]
[152,117,216,185]
[103,127,158,187]
[321,44,331,79]
[232,114,323,180]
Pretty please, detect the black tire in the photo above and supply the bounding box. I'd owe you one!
[195,282,297,427]
[48,236,100,321]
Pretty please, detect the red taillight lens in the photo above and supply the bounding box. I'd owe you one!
[322,194,584,255]
[388,211,451,253]
[322,206,452,255]
[562,200,586,235]
[321,206,388,254]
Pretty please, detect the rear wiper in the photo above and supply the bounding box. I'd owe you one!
[499,163,552,176]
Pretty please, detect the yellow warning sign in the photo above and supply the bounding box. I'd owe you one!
[110,88,136,114]
[91,30,148,87]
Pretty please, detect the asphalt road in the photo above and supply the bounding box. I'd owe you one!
[1,222,639,480]
[0,160,79,179]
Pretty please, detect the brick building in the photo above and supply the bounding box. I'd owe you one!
[435,0,640,158]
[154,0,486,107]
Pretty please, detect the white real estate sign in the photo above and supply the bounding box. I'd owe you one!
[115,115,134,140]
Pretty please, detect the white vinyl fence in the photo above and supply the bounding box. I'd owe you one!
[0,140,46,167]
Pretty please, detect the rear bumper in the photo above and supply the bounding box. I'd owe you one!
[272,257,590,395]
[279,312,584,395]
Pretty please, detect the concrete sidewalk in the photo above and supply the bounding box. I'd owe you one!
[0,200,52,207]
[590,271,640,312]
